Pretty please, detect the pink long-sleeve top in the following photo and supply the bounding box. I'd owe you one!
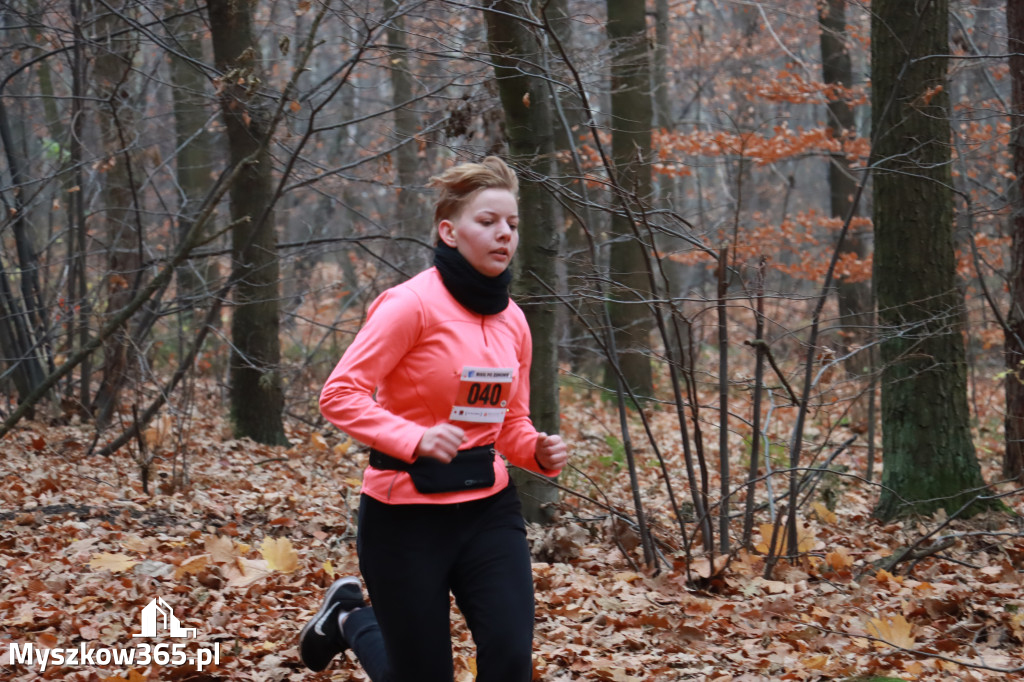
[320,267,559,504]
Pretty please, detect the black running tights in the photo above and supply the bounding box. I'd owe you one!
[341,483,535,682]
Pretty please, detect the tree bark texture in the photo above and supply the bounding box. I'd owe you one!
[385,0,427,273]
[168,1,217,322]
[69,0,92,412]
[818,0,872,362]
[546,0,600,378]
[653,0,672,128]
[1005,0,1024,482]
[603,0,654,398]
[871,0,991,519]
[92,6,143,427]
[485,0,562,523]
[0,98,47,403]
[208,0,287,445]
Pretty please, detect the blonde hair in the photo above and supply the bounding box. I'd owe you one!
[429,156,519,226]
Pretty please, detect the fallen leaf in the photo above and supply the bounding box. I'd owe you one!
[206,535,240,563]
[865,613,916,649]
[256,653,289,677]
[812,501,837,524]
[801,654,829,670]
[89,553,138,573]
[79,622,101,640]
[825,546,853,570]
[758,578,791,594]
[1010,612,1024,640]
[261,536,299,573]
[875,568,901,584]
[755,522,816,555]
[979,564,1004,578]
[66,537,100,558]
[687,553,729,579]
[133,560,176,578]
[224,557,271,588]
[175,554,210,580]
[143,414,173,451]
[122,535,159,554]
[594,667,640,681]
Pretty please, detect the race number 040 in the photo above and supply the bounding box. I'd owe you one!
[449,367,514,423]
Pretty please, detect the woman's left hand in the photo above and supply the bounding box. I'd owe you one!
[534,432,568,472]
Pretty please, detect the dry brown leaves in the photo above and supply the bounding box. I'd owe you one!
[0,381,1022,681]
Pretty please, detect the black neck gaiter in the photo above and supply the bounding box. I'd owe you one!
[433,243,511,315]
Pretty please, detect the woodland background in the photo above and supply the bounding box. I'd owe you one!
[1,0,1024,680]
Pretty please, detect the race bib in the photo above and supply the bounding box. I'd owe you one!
[449,367,514,423]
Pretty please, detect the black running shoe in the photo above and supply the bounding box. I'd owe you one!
[298,576,365,671]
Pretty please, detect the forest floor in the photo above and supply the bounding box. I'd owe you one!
[1,381,1023,682]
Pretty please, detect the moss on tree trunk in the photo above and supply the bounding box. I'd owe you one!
[871,0,993,520]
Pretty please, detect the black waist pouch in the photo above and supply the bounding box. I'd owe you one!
[369,444,496,494]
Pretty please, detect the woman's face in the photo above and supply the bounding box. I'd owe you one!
[438,188,519,278]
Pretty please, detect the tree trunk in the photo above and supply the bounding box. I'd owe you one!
[603,0,654,398]
[871,0,993,519]
[69,0,91,414]
[547,0,601,379]
[92,5,143,427]
[649,0,691,356]
[485,0,561,524]
[0,96,48,404]
[818,0,872,360]
[208,1,287,445]
[652,0,672,129]
[167,1,217,325]
[0,11,48,339]
[1005,0,1024,483]
[386,0,426,272]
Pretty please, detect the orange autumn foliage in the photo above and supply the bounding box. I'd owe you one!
[738,67,869,107]
[653,126,869,172]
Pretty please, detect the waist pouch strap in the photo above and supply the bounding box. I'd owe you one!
[369,444,496,494]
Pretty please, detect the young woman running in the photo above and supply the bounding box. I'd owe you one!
[298,156,568,682]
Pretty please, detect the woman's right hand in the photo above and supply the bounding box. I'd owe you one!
[414,423,466,463]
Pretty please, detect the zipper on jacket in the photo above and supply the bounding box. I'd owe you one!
[481,315,488,346]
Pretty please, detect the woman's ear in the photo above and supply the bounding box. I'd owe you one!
[438,220,458,248]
